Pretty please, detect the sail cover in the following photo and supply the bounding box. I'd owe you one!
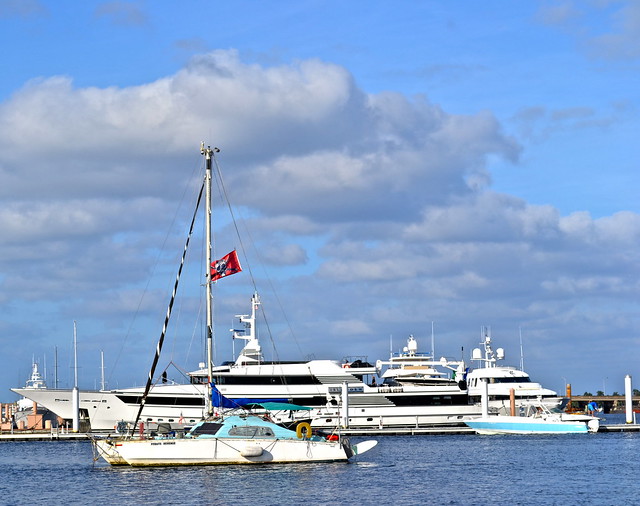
[210,383,290,408]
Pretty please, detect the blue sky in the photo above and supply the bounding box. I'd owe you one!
[1,1,638,399]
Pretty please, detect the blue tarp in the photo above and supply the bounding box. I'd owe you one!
[210,383,290,409]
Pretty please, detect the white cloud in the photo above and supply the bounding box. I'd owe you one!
[0,49,637,394]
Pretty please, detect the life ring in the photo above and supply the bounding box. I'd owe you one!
[296,422,312,439]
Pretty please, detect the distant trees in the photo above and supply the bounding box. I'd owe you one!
[582,390,640,396]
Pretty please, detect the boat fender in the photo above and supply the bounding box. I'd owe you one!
[296,422,312,439]
[458,380,468,391]
[240,445,263,457]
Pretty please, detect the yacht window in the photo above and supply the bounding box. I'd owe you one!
[493,377,531,384]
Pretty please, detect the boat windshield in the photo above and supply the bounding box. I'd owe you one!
[228,426,275,438]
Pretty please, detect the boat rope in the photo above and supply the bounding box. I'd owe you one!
[130,180,205,435]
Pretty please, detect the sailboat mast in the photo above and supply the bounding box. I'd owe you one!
[73,321,78,388]
[202,143,219,416]
[72,321,80,432]
[100,350,106,391]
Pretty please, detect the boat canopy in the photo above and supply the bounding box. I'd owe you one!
[210,383,292,409]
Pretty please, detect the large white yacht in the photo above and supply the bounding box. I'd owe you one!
[12,300,565,433]
[13,294,484,432]
[376,330,565,413]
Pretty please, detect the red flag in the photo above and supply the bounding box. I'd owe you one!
[210,250,242,281]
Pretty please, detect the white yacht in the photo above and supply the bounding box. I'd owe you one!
[16,362,48,411]
[12,316,565,432]
[10,149,561,433]
[465,330,566,412]
[12,315,566,432]
[361,330,566,416]
[12,294,479,432]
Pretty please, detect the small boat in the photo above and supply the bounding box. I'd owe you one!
[91,145,377,466]
[464,402,600,435]
[94,413,376,466]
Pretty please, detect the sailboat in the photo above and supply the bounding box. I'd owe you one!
[92,144,377,466]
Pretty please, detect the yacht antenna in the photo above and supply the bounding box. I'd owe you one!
[54,346,58,389]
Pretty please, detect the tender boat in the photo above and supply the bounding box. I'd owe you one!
[464,401,600,435]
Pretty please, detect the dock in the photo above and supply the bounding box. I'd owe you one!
[598,423,640,433]
[2,422,640,441]
[0,431,90,442]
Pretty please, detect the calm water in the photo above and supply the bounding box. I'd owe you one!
[1,416,638,505]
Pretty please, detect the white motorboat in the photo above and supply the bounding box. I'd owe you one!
[464,402,600,435]
[465,330,566,412]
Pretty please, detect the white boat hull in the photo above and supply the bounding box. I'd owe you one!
[95,437,356,466]
[465,415,599,435]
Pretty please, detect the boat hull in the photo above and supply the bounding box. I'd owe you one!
[465,415,598,434]
[95,437,352,466]
[92,437,129,465]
